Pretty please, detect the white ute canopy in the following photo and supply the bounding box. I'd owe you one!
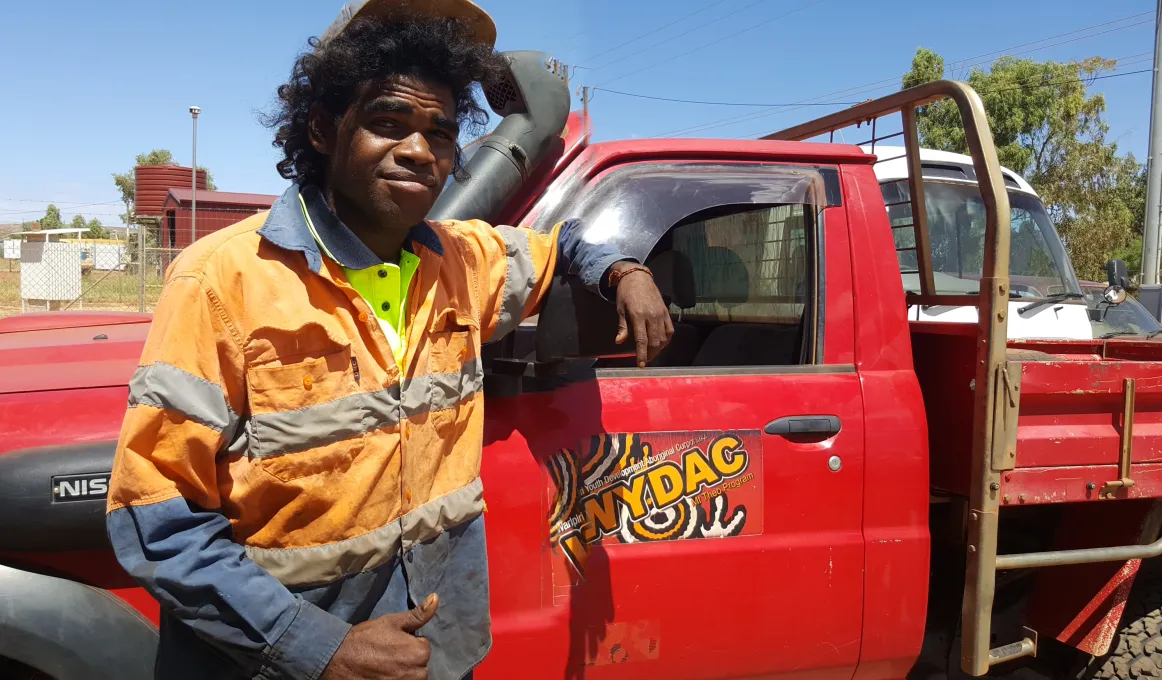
[868,146,1091,340]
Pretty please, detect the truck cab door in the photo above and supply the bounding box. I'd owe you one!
[479,162,865,680]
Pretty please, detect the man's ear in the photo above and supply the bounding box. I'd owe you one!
[308,104,334,155]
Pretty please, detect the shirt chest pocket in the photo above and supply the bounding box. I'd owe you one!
[422,309,481,431]
[246,346,368,482]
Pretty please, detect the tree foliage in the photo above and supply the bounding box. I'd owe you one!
[40,204,65,231]
[903,48,1146,282]
[87,218,111,240]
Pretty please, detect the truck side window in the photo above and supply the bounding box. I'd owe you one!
[527,163,829,371]
[597,202,818,370]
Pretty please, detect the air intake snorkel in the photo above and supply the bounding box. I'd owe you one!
[427,51,571,223]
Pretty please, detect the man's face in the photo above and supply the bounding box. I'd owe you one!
[312,74,458,230]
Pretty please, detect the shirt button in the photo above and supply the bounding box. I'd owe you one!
[404,423,412,437]
[302,375,313,389]
[381,301,391,312]
[459,346,469,359]
[358,311,369,323]
[406,489,413,503]
[378,269,388,278]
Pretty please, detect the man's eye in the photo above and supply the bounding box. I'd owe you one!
[431,130,454,141]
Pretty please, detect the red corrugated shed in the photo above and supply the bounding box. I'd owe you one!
[161,189,278,251]
[166,189,279,208]
[135,166,207,217]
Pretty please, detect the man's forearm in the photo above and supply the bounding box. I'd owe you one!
[554,219,637,299]
[108,498,350,679]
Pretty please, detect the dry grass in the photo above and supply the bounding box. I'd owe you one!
[0,264,166,318]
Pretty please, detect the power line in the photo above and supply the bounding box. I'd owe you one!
[944,10,1154,72]
[666,55,1149,140]
[0,201,128,216]
[597,0,827,87]
[574,0,738,69]
[949,18,1154,74]
[0,198,122,206]
[593,87,862,107]
[729,66,1154,140]
[649,14,1156,138]
[600,51,1153,109]
[580,0,770,73]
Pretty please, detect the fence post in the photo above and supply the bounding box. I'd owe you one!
[137,219,145,313]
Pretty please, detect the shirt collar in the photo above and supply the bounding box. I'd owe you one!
[257,183,444,274]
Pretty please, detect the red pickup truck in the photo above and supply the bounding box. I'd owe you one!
[2,55,1161,680]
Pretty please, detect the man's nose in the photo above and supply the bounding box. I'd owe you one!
[395,131,436,166]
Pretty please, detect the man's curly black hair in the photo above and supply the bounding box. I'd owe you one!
[265,15,511,187]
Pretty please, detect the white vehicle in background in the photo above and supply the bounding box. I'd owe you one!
[866,146,1093,340]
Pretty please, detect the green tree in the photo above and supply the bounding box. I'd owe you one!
[902,48,1145,281]
[41,204,65,230]
[87,218,111,240]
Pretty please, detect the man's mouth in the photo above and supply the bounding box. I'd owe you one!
[381,172,436,192]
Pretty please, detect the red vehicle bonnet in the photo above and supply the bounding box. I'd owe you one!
[0,312,152,395]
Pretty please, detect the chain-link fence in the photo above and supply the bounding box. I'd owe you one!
[0,207,264,319]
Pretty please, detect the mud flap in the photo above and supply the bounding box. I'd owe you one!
[1024,500,1162,656]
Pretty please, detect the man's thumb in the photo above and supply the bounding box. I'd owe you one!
[400,593,439,633]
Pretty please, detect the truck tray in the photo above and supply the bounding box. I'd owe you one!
[911,321,1162,504]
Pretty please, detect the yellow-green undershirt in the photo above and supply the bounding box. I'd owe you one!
[299,194,419,360]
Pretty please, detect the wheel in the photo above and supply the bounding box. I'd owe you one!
[0,656,55,680]
[1081,572,1162,678]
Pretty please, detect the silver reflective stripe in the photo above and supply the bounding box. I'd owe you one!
[400,477,485,551]
[492,225,537,339]
[247,361,482,459]
[245,477,484,587]
[400,359,484,418]
[248,386,401,459]
[246,517,403,588]
[129,362,238,434]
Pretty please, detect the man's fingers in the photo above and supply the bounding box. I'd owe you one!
[615,307,629,345]
[645,313,668,363]
[633,314,649,367]
[399,593,439,634]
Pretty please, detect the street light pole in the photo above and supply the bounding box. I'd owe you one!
[189,108,201,248]
[1141,0,1162,284]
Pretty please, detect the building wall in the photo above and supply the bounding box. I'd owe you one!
[162,205,267,251]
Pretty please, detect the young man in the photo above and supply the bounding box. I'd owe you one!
[104,2,672,679]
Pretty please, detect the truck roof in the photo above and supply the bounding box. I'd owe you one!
[584,138,876,169]
[865,145,1037,195]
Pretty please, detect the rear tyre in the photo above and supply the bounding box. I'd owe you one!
[0,656,55,680]
[1080,573,1162,678]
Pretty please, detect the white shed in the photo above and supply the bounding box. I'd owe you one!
[16,228,88,311]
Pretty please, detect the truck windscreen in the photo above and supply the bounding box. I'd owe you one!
[882,180,1081,299]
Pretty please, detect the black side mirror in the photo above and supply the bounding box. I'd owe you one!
[1108,259,1130,290]
[1104,259,1130,306]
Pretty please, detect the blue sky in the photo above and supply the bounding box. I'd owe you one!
[0,0,1157,227]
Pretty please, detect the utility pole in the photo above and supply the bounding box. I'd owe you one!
[1142,0,1162,284]
[577,85,590,121]
[189,108,201,248]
